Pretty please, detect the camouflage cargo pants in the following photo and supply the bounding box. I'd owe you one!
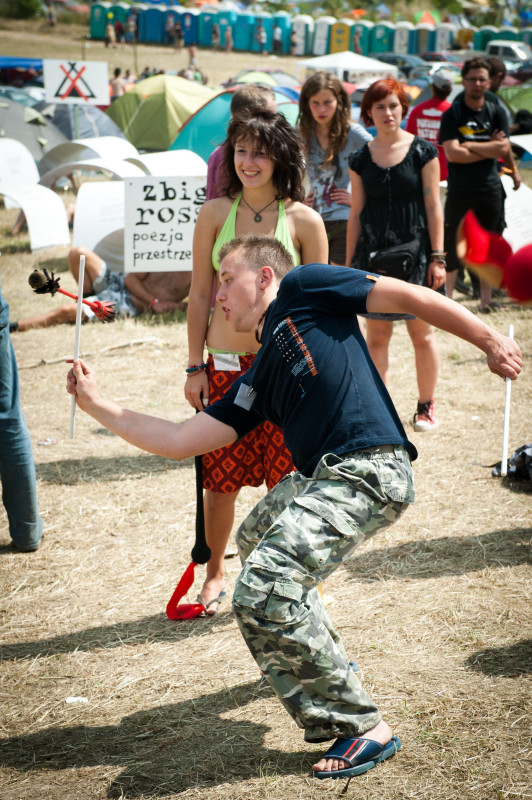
[233,445,415,743]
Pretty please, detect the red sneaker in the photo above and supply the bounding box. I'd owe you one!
[413,400,438,431]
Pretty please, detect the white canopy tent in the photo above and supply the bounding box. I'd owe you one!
[295,51,399,84]
[0,138,40,210]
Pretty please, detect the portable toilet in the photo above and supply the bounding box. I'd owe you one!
[352,20,373,56]
[251,13,274,54]
[496,26,520,41]
[110,2,129,25]
[291,15,314,56]
[434,22,455,51]
[312,16,334,55]
[394,21,416,55]
[273,11,291,55]
[218,8,238,50]
[522,27,532,47]
[474,25,497,50]
[330,19,354,54]
[234,11,256,51]
[198,8,218,47]
[139,5,166,43]
[370,21,395,54]
[455,26,477,50]
[415,23,435,54]
[181,9,199,45]
[90,2,112,39]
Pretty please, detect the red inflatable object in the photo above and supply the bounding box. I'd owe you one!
[458,210,532,305]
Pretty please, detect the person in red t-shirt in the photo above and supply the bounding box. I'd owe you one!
[406,69,453,181]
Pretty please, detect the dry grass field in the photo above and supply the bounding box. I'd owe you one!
[0,18,531,800]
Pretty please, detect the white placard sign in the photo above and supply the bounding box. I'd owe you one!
[124,176,206,272]
[43,59,109,105]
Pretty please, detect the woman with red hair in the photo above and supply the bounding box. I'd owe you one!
[346,78,446,431]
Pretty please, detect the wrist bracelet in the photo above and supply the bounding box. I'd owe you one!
[150,298,158,308]
[185,363,207,374]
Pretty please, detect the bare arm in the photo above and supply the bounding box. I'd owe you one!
[443,137,509,164]
[185,201,220,410]
[366,278,522,380]
[421,158,446,290]
[67,359,238,459]
[345,169,365,268]
[291,203,329,265]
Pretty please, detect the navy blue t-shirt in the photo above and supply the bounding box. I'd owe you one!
[203,264,417,476]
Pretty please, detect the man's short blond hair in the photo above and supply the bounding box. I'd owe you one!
[218,234,295,280]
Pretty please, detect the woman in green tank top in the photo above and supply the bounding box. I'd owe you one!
[185,110,328,615]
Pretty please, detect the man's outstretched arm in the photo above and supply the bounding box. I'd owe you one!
[366,278,522,380]
[67,359,238,459]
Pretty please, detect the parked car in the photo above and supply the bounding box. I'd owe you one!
[374,53,427,79]
[420,51,464,68]
[485,39,532,62]
[507,58,532,83]
[409,63,461,81]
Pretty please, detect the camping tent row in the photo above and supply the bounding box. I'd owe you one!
[90,4,532,56]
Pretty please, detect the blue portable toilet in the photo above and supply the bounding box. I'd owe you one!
[434,22,455,51]
[330,20,354,54]
[394,21,416,55]
[351,20,373,56]
[370,21,395,54]
[251,13,273,53]
[312,16,334,55]
[291,14,314,56]
[217,8,237,50]
[180,9,199,45]
[273,11,291,55]
[198,8,218,47]
[234,11,256,52]
[138,5,166,43]
[415,23,435,54]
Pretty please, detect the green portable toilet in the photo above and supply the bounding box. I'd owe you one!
[312,16,334,55]
[352,20,373,56]
[370,21,395,54]
[476,25,498,50]
[291,15,314,56]
[522,27,532,47]
[496,26,519,41]
[330,20,353,54]
[90,1,112,39]
[435,22,456,51]
[415,23,435,53]
[394,21,416,55]
[110,2,129,26]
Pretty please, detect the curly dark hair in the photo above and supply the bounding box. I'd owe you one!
[221,109,305,202]
[298,71,351,165]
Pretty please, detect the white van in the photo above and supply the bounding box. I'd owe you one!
[485,40,532,61]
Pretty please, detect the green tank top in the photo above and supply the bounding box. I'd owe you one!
[211,193,300,271]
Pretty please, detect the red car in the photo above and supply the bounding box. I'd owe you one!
[420,51,464,68]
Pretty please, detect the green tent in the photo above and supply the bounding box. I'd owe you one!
[106,75,217,152]
[499,84,532,115]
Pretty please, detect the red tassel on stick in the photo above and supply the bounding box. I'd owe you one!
[165,562,205,619]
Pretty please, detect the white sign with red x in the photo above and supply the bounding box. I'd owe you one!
[43,59,109,105]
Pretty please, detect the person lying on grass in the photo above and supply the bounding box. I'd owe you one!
[66,233,521,781]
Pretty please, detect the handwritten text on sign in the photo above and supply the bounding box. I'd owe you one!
[124,177,206,273]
